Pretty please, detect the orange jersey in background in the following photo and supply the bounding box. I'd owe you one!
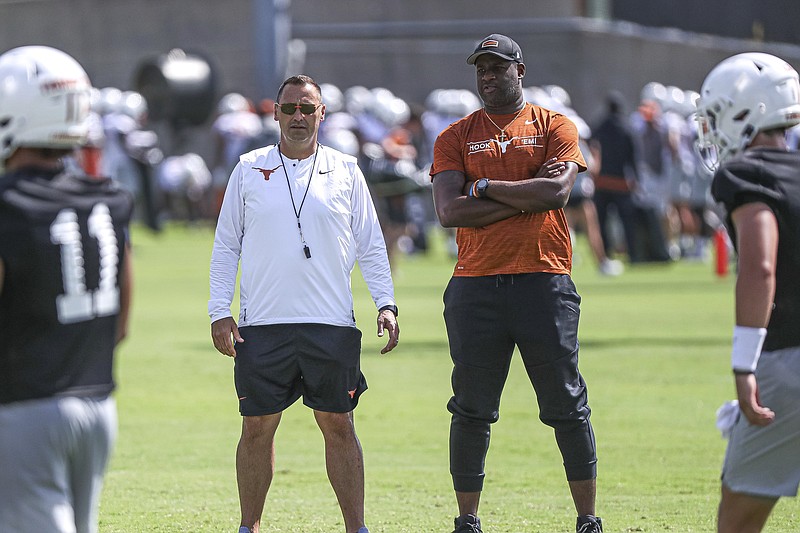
[431,103,587,276]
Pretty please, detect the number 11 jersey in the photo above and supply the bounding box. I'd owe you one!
[0,167,133,404]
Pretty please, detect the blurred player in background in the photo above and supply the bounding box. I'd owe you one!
[210,92,263,218]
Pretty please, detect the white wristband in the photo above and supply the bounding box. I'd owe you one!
[731,325,767,373]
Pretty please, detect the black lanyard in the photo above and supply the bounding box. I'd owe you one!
[277,143,319,259]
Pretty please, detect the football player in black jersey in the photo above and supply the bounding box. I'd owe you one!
[0,46,133,533]
[696,52,800,533]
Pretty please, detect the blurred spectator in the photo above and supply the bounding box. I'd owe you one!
[526,85,623,276]
[121,91,164,231]
[422,89,481,165]
[399,103,436,254]
[244,98,281,153]
[351,86,433,264]
[629,83,674,262]
[72,86,105,178]
[100,88,163,231]
[210,92,263,217]
[590,91,642,263]
[566,137,624,276]
[157,153,212,223]
[362,129,425,263]
[421,88,481,257]
[318,82,361,155]
[662,88,714,260]
[100,87,139,195]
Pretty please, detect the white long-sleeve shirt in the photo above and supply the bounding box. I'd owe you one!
[209,144,396,327]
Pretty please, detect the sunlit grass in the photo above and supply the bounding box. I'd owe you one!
[98,223,797,532]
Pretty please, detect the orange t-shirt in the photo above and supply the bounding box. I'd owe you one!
[431,103,587,276]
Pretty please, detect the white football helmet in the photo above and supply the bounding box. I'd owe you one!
[640,81,667,106]
[425,89,480,117]
[99,86,123,115]
[695,52,800,169]
[217,92,250,115]
[119,90,148,125]
[542,84,572,108]
[0,45,92,161]
[368,87,410,128]
[320,83,344,114]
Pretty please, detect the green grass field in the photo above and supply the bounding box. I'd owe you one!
[99,223,798,532]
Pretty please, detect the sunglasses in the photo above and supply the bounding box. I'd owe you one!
[278,102,320,115]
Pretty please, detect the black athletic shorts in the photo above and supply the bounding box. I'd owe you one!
[233,323,366,416]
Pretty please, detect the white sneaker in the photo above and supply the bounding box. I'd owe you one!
[599,258,624,276]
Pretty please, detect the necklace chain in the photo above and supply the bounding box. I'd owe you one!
[484,106,526,142]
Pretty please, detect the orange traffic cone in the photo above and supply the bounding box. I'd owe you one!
[714,227,728,277]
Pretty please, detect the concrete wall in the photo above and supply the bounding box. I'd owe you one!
[0,0,252,92]
[0,0,576,102]
[293,16,800,123]
[2,0,800,157]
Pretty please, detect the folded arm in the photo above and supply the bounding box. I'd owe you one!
[480,158,578,213]
[432,158,577,228]
[432,170,524,228]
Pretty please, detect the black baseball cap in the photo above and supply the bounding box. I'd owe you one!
[466,34,524,65]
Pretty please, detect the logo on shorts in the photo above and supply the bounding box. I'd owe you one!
[348,389,357,399]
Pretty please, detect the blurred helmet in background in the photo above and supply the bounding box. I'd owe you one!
[217,92,250,115]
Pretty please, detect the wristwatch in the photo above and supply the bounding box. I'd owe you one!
[378,304,399,317]
[475,178,490,197]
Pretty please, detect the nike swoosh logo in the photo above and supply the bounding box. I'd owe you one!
[525,119,537,125]
[319,169,334,174]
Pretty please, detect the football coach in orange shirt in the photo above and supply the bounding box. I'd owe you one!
[430,34,602,533]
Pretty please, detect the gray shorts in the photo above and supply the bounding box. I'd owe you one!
[0,395,117,533]
[721,346,800,498]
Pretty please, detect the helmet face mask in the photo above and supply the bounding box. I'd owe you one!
[695,52,800,171]
[0,45,93,163]
[694,94,732,172]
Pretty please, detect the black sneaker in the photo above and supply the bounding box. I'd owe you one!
[576,515,603,533]
[453,513,483,533]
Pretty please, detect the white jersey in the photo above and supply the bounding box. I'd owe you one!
[209,144,396,327]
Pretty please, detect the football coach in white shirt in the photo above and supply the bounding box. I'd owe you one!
[209,74,400,533]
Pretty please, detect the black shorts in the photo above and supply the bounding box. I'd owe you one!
[233,323,366,416]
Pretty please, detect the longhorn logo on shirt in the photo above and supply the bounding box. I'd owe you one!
[492,136,518,154]
[253,165,283,180]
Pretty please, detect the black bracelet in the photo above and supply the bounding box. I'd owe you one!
[378,304,398,317]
